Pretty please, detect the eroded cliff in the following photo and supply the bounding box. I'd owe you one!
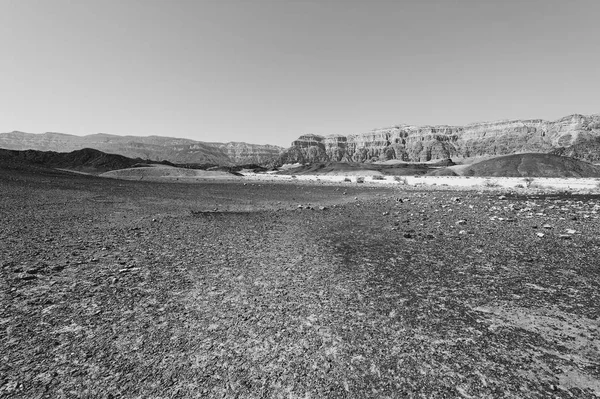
[278,114,600,164]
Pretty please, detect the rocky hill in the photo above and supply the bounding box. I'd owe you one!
[278,114,600,164]
[0,132,284,165]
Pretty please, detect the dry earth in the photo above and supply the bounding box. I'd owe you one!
[1,168,600,398]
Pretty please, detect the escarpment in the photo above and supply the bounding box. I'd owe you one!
[278,114,600,164]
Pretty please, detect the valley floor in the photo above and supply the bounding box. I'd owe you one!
[1,170,599,398]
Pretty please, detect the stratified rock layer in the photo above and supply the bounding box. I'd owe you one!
[279,114,600,164]
[0,132,284,165]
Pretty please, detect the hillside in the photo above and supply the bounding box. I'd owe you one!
[0,132,284,165]
[447,153,600,178]
[0,148,169,174]
[551,137,600,163]
[278,114,600,164]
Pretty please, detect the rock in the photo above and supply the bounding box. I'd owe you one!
[565,229,576,234]
[559,234,572,240]
[498,195,507,200]
[456,220,467,225]
[542,224,552,229]
[536,232,545,237]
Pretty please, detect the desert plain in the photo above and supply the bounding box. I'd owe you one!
[1,167,600,398]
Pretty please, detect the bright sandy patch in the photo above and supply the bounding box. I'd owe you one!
[241,172,600,190]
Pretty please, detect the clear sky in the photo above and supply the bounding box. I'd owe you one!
[0,0,598,147]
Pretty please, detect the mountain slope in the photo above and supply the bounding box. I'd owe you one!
[0,148,165,174]
[278,114,600,164]
[454,153,600,178]
[0,132,284,165]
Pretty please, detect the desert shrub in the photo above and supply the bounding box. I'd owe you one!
[371,175,385,180]
[523,177,535,188]
[514,184,525,189]
[356,176,365,183]
[483,179,500,188]
[291,175,297,179]
[343,177,351,182]
[394,176,408,184]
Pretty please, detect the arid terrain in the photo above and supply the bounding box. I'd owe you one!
[1,166,600,398]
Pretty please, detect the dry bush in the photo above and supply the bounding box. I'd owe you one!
[523,177,535,188]
[483,180,500,188]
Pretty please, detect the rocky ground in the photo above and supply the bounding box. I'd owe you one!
[1,167,599,398]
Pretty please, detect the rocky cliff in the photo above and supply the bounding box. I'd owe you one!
[0,132,284,165]
[278,114,600,164]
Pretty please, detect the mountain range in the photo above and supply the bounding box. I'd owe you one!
[1,113,599,165]
[0,132,283,165]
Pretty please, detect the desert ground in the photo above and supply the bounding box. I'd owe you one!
[1,167,600,398]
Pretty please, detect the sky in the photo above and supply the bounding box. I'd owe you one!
[0,0,598,147]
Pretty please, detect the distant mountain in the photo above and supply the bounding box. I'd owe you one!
[0,132,284,165]
[278,114,600,164]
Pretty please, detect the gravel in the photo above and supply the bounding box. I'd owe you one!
[1,169,599,398]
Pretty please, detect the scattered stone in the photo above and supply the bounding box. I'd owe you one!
[536,232,545,238]
[456,220,467,225]
[498,195,507,200]
[403,233,412,239]
[118,267,140,273]
[542,224,552,229]
[565,229,576,234]
[559,234,572,240]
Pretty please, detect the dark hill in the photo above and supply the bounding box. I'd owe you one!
[0,148,168,174]
[460,153,600,178]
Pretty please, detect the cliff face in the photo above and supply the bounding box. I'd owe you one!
[278,114,600,164]
[0,132,284,165]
